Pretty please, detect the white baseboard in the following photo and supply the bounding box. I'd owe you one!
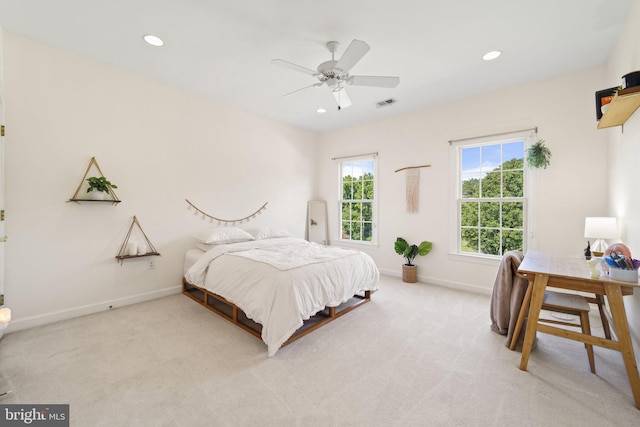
[378,268,492,296]
[8,286,182,332]
[7,273,492,333]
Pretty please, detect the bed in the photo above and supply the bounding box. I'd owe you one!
[182,228,379,357]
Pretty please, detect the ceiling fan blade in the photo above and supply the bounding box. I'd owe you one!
[348,75,400,88]
[271,59,318,76]
[332,88,352,110]
[282,83,323,97]
[335,39,370,73]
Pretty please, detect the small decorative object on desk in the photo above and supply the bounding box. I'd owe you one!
[587,257,602,279]
[584,241,592,260]
[603,251,639,283]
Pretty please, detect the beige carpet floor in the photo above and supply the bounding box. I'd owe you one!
[0,275,639,426]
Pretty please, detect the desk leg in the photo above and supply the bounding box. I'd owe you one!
[605,283,640,409]
[519,273,548,371]
[509,280,532,350]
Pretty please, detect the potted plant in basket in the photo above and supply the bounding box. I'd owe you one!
[86,176,118,200]
[394,237,433,283]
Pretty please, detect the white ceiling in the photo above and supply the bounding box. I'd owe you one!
[0,0,633,132]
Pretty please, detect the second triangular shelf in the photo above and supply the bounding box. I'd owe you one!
[116,216,160,263]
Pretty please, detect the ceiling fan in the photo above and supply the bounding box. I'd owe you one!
[272,39,400,110]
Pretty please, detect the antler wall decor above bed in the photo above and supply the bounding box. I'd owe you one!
[185,198,268,225]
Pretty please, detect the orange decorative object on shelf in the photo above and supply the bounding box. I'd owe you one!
[601,95,614,106]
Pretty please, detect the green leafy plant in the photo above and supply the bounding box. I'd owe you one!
[394,237,432,266]
[526,139,552,169]
[86,176,118,194]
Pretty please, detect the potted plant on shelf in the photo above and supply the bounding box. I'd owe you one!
[394,237,433,283]
[86,176,118,200]
[526,139,552,169]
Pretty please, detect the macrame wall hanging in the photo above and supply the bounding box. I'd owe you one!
[185,198,268,225]
[405,168,420,213]
[394,164,431,213]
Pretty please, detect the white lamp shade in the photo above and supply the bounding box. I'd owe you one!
[584,217,618,239]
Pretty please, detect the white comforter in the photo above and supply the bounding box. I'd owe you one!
[185,237,379,356]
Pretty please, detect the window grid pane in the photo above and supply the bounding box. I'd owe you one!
[339,159,375,243]
[458,139,526,257]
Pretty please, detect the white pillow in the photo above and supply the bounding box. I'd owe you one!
[247,226,290,240]
[193,227,254,244]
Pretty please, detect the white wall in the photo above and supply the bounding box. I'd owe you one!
[317,67,609,294]
[3,33,317,329]
[606,0,640,350]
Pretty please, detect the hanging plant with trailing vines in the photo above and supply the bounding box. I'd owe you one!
[526,139,552,169]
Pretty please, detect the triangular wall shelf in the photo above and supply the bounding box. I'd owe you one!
[68,156,121,204]
[116,216,160,263]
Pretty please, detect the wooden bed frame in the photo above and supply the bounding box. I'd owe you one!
[182,278,372,347]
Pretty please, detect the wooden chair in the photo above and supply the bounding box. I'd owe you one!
[509,268,597,374]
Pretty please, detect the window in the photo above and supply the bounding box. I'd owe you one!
[338,157,377,244]
[454,134,530,257]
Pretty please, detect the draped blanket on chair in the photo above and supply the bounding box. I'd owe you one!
[490,250,529,347]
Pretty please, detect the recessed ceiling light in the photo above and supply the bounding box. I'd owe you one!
[317,108,327,114]
[482,50,501,61]
[143,34,164,47]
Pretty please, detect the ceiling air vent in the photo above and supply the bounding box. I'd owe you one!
[376,98,398,108]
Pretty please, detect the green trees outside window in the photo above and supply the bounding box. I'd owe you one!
[340,160,375,242]
[459,141,525,256]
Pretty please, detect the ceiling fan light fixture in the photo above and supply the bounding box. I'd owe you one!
[272,39,399,109]
[482,50,501,61]
[143,34,164,47]
[326,77,339,90]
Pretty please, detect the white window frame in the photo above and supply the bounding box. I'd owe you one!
[336,154,378,246]
[449,130,536,261]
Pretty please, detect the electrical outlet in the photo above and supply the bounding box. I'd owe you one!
[148,260,156,270]
[0,294,4,306]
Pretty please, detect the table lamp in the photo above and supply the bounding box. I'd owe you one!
[584,217,618,257]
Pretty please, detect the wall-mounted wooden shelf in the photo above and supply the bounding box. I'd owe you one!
[116,216,160,263]
[597,86,640,129]
[115,252,160,261]
[69,199,121,205]
[68,157,121,204]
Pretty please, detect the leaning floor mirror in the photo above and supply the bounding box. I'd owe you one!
[307,200,328,245]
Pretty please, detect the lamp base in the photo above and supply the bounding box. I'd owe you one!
[591,238,609,257]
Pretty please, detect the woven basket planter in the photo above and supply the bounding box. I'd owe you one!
[402,264,417,283]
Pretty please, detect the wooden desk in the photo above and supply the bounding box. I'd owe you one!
[517,250,640,409]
